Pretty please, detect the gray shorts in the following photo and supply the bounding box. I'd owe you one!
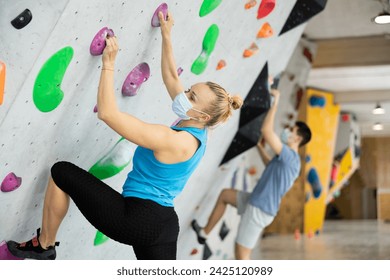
[235,191,274,249]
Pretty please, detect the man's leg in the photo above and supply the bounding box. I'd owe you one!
[235,242,252,260]
[192,189,238,244]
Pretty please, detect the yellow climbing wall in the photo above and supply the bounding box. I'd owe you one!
[303,88,340,234]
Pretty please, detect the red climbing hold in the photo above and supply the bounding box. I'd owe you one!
[257,0,276,19]
[122,63,150,96]
[190,248,198,255]
[90,27,115,56]
[1,172,22,192]
[151,3,168,27]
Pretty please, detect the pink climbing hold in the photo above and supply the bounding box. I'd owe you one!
[151,3,168,27]
[257,0,276,19]
[93,104,98,113]
[177,67,183,76]
[90,27,115,56]
[122,63,150,96]
[0,241,23,260]
[1,172,22,192]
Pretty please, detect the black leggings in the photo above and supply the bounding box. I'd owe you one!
[50,161,179,260]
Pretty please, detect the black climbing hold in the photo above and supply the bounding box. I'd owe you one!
[11,9,33,29]
[279,0,327,36]
[203,242,212,260]
[219,221,230,241]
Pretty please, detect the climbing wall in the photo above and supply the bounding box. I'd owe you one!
[1,0,319,260]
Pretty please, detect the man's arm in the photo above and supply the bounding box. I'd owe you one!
[256,138,271,166]
[261,89,283,155]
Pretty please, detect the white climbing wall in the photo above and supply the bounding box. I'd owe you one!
[0,0,308,259]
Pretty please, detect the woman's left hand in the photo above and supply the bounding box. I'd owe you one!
[102,36,119,68]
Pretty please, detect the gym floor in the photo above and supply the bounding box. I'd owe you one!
[252,220,390,260]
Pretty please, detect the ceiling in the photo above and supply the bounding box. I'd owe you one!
[304,0,390,136]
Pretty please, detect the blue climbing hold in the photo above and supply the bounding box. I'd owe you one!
[305,155,311,163]
[307,168,322,198]
[309,95,326,108]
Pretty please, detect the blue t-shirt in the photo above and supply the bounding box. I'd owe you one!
[122,125,207,207]
[249,145,300,216]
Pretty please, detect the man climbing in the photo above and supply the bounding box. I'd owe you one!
[191,88,312,259]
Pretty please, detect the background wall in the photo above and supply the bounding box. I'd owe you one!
[1,0,310,259]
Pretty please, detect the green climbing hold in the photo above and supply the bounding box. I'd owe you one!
[191,24,219,75]
[33,47,74,112]
[88,137,134,180]
[94,230,109,246]
[200,0,223,17]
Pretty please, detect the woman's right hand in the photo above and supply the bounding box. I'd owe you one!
[102,36,119,68]
[159,11,174,37]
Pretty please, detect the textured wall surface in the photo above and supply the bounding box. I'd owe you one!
[0,0,307,259]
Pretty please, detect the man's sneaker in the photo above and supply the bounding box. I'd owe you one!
[191,220,206,245]
[7,228,59,260]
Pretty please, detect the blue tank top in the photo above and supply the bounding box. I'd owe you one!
[122,125,208,207]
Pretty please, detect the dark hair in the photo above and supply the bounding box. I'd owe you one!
[295,121,311,147]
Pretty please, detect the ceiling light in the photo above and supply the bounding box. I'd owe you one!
[373,123,384,131]
[372,103,385,115]
[374,12,390,24]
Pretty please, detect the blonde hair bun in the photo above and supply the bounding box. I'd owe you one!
[230,95,243,110]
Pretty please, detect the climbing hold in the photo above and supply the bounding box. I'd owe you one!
[177,67,183,76]
[216,59,226,70]
[216,249,222,256]
[243,172,249,191]
[203,242,212,260]
[199,0,223,17]
[243,42,259,58]
[1,172,22,193]
[303,47,313,63]
[93,104,98,113]
[90,27,115,56]
[0,241,23,260]
[248,166,257,175]
[33,47,74,112]
[11,9,33,29]
[257,22,273,38]
[88,138,134,180]
[315,230,320,235]
[307,168,322,198]
[0,61,5,106]
[341,114,350,122]
[151,3,168,27]
[191,24,219,75]
[305,155,311,163]
[308,229,314,239]
[94,230,109,246]
[223,253,228,259]
[245,0,257,10]
[309,95,326,108]
[219,221,230,241]
[257,0,276,19]
[295,87,304,110]
[122,63,150,96]
[190,248,198,255]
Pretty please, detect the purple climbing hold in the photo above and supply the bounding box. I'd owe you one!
[177,67,183,76]
[1,172,22,192]
[151,3,168,27]
[93,104,98,113]
[0,241,23,260]
[90,27,115,56]
[122,63,150,96]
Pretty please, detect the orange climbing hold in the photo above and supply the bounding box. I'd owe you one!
[0,61,5,105]
[191,248,198,255]
[245,0,257,9]
[243,42,259,58]
[248,166,257,175]
[257,22,273,38]
[216,59,226,70]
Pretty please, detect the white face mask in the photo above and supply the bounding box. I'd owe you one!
[280,128,291,144]
[172,92,209,121]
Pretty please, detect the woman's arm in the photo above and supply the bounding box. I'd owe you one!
[159,11,184,100]
[97,36,184,152]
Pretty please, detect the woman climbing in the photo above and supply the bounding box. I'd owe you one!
[6,11,243,260]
